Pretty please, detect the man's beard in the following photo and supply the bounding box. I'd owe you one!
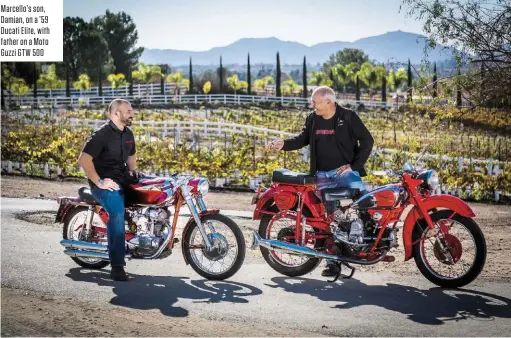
[122,117,133,126]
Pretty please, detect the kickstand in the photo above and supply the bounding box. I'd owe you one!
[328,262,356,283]
[342,262,356,279]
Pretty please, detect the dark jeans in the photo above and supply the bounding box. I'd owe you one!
[316,169,367,215]
[91,186,127,267]
[315,168,367,267]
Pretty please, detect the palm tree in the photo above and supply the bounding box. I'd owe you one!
[389,69,408,92]
[166,71,187,95]
[132,62,162,96]
[331,64,348,93]
[73,74,91,96]
[37,64,65,97]
[107,73,129,95]
[253,76,274,94]
[309,71,332,86]
[227,74,241,94]
[283,79,298,96]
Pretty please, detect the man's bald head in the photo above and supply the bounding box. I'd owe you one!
[311,86,337,118]
[108,99,130,116]
[108,99,134,128]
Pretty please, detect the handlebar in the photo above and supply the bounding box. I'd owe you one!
[371,169,405,178]
[140,172,194,188]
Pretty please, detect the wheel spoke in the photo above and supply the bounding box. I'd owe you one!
[188,220,239,275]
[420,218,479,281]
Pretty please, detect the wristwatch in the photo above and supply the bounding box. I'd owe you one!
[98,179,104,186]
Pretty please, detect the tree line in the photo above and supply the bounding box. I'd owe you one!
[2,0,509,110]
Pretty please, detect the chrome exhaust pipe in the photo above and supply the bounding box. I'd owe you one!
[60,239,108,252]
[251,231,387,265]
[251,231,339,260]
[64,249,109,260]
[64,249,132,260]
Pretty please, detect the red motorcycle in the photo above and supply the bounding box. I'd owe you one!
[251,148,487,288]
[56,174,246,280]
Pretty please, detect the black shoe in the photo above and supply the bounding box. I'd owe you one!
[321,264,340,277]
[110,266,128,281]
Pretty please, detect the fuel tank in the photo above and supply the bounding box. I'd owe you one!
[351,184,402,209]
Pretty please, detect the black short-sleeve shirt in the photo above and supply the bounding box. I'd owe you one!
[314,116,349,171]
[82,120,136,188]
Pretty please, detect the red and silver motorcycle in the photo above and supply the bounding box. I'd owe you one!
[251,148,487,288]
[56,174,246,280]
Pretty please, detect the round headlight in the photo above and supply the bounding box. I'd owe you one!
[428,170,439,191]
[198,179,209,195]
[417,169,439,191]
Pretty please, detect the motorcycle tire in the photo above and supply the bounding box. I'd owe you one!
[258,214,323,277]
[182,213,246,280]
[63,207,110,269]
[412,209,487,288]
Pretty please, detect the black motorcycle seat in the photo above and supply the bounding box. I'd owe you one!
[272,169,316,185]
[78,187,99,204]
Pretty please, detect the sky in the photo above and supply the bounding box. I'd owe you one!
[64,0,426,51]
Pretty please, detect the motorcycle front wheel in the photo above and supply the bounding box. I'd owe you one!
[182,214,246,280]
[412,209,487,288]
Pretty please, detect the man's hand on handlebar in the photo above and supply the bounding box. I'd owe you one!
[129,170,145,180]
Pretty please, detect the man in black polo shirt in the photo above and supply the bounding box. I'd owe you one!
[265,86,374,277]
[78,98,137,281]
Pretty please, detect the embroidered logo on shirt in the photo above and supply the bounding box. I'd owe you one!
[316,130,335,135]
[126,140,134,144]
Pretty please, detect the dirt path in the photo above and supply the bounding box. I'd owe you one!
[1,288,319,337]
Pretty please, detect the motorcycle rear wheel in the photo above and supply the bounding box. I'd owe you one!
[258,213,324,277]
[63,207,110,269]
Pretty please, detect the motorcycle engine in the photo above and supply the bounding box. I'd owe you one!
[330,209,398,250]
[127,207,171,257]
[330,210,365,245]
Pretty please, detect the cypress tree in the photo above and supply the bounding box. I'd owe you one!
[302,56,307,98]
[189,57,193,94]
[276,52,281,97]
[160,68,164,96]
[219,56,223,93]
[407,59,412,102]
[247,53,251,95]
[456,64,462,107]
[381,67,387,103]
[33,62,38,98]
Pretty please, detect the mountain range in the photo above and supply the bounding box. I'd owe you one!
[140,30,454,67]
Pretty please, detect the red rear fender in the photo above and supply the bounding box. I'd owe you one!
[252,184,324,220]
